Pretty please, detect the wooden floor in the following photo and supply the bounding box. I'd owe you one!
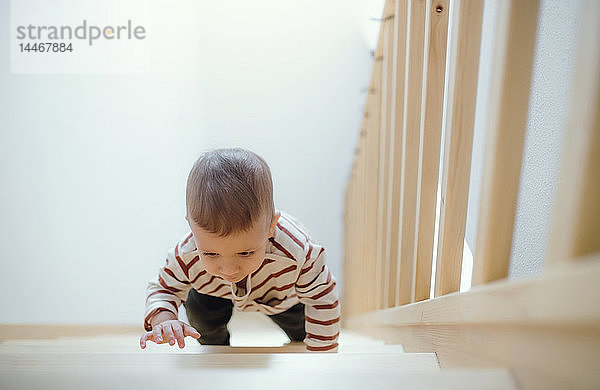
[0,311,518,390]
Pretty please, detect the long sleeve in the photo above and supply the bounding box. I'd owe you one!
[295,243,341,352]
[144,240,194,331]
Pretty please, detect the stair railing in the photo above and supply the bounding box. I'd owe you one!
[343,1,600,389]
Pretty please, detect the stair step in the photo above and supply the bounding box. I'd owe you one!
[0,341,517,389]
[0,351,440,372]
[0,340,405,354]
[0,364,516,390]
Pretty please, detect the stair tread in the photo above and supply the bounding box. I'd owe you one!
[0,341,405,354]
[0,350,440,372]
[0,367,517,390]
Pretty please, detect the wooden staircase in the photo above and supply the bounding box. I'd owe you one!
[1,1,598,389]
[0,312,518,389]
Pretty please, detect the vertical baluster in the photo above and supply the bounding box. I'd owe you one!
[434,0,485,296]
[381,1,398,309]
[376,1,396,310]
[472,0,539,286]
[397,0,427,305]
[366,46,383,311]
[413,0,450,302]
[389,0,410,307]
[358,117,368,314]
[343,154,357,318]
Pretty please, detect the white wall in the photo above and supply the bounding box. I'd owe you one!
[465,0,582,279]
[0,0,384,325]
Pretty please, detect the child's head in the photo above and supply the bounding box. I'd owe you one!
[185,148,280,282]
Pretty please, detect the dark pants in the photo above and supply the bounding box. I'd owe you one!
[183,288,306,345]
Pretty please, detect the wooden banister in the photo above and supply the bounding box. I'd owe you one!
[471,0,540,285]
[343,0,599,388]
[413,0,450,303]
[380,4,396,309]
[434,0,484,297]
[386,0,409,309]
[396,0,427,306]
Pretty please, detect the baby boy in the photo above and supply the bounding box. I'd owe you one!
[139,148,340,352]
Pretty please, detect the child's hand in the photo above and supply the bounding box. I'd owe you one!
[139,320,201,349]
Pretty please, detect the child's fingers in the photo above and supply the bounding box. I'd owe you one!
[183,324,201,339]
[171,323,185,348]
[140,322,197,350]
[162,323,176,346]
[152,325,164,344]
[140,332,153,349]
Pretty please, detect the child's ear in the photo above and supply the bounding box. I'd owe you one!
[268,212,281,238]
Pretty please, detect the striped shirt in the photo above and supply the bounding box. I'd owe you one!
[144,211,340,352]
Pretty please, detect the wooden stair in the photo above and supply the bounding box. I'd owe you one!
[0,313,518,389]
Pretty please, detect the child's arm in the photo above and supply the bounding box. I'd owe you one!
[144,241,193,330]
[295,243,341,352]
[140,237,200,349]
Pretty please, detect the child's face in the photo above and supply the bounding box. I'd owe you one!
[185,212,280,283]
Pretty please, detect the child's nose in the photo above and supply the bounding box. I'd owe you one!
[220,263,240,275]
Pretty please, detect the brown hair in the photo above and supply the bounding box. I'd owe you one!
[186,148,275,237]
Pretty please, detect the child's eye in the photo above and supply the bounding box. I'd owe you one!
[237,251,254,257]
[202,252,219,258]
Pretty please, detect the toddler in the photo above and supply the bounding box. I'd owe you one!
[139,148,340,352]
